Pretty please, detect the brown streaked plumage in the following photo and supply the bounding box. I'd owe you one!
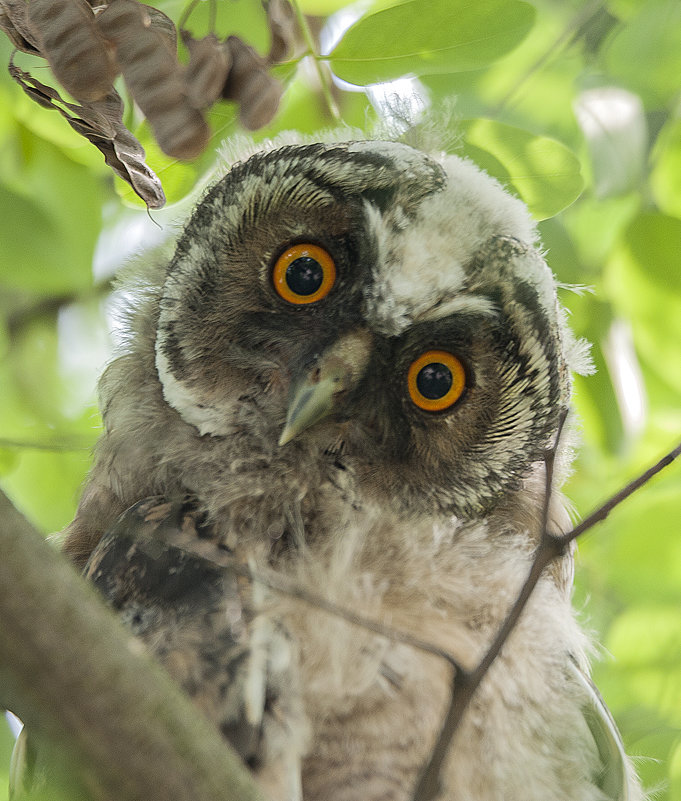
[17,140,642,801]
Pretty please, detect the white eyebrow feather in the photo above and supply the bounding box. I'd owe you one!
[414,294,499,323]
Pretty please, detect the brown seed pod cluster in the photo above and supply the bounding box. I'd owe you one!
[28,0,118,102]
[0,0,294,207]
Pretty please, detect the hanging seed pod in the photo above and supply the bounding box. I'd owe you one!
[27,0,118,102]
[140,3,177,52]
[223,35,282,130]
[181,31,231,110]
[0,0,41,54]
[98,0,210,160]
[265,0,295,64]
[9,62,165,208]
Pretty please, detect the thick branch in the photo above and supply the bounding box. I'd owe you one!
[0,489,265,801]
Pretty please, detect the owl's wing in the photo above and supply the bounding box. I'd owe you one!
[11,498,304,801]
[568,656,632,801]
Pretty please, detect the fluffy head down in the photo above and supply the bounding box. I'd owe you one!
[153,140,577,519]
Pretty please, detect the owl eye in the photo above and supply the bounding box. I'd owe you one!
[272,243,336,305]
[407,350,466,412]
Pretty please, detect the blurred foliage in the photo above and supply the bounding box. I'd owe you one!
[0,0,680,798]
[0,718,12,801]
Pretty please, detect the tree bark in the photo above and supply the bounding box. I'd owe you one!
[0,489,264,801]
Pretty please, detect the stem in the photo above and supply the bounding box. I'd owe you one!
[411,432,681,801]
[411,411,569,801]
[493,0,605,113]
[290,0,341,121]
[562,439,681,544]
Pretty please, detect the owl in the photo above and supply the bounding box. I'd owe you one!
[14,140,642,801]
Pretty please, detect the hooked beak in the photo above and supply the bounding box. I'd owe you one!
[278,329,372,446]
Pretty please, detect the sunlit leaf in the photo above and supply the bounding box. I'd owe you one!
[0,183,63,291]
[0,717,15,801]
[297,0,355,12]
[606,604,681,723]
[1,138,103,293]
[0,448,18,476]
[670,738,681,801]
[606,229,681,397]
[460,119,583,219]
[574,87,647,198]
[2,447,95,533]
[328,0,535,85]
[651,119,681,219]
[604,0,681,105]
[621,213,681,294]
[577,481,681,606]
[560,193,640,273]
[155,0,270,52]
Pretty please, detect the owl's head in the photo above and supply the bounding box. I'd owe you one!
[155,141,582,519]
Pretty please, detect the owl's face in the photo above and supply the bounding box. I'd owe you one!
[155,141,571,519]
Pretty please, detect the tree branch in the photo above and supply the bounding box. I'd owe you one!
[411,424,681,801]
[0,489,266,801]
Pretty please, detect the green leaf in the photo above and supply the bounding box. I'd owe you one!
[606,604,681,719]
[578,481,681,607]
[670,738,681,801]
[460,119,583,219]
[297,0,355,12]
[0,136,103,293]
[651,119,681,219]
[605,216,681,397]
[0,184,62,291]
[603,0,681,105]
[560,194,640,273]
[0,715,16,801]
[154,0,270,52]
[328,0,535,86]
[0,448,18,476]
[1,448,93,533]
[622,212,681,295]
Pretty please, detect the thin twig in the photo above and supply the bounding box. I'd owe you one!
[6,280,112,340]
[411,410,569,801]
[0,437,93,452]
[411,426,681,801]
[290,0,341,121]
[243,564,464,674]
[560,439,681,544]
[492,0,605,114]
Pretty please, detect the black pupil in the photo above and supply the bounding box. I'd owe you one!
[286,257,324,296]
[416,363,452,400]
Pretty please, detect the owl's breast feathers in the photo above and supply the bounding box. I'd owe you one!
[55,140,639,801]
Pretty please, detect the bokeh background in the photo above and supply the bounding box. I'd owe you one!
[1,0,680,796]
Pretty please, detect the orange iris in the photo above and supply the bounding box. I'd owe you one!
[407,350,466,411]
[272,243,336,305]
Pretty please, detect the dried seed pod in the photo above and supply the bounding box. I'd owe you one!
[0,0,41,54]
[265,0,295,64]
[141,3,177,52]
[87,92,167,209]
[97,0,210,160]
[223,36,282,130]
[27,0,118,102]
[9,62,164,208]
[181,31,231,109]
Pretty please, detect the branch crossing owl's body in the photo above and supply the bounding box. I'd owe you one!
[58,141,641,801]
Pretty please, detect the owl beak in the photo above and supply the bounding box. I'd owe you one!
[278,329,372,446]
